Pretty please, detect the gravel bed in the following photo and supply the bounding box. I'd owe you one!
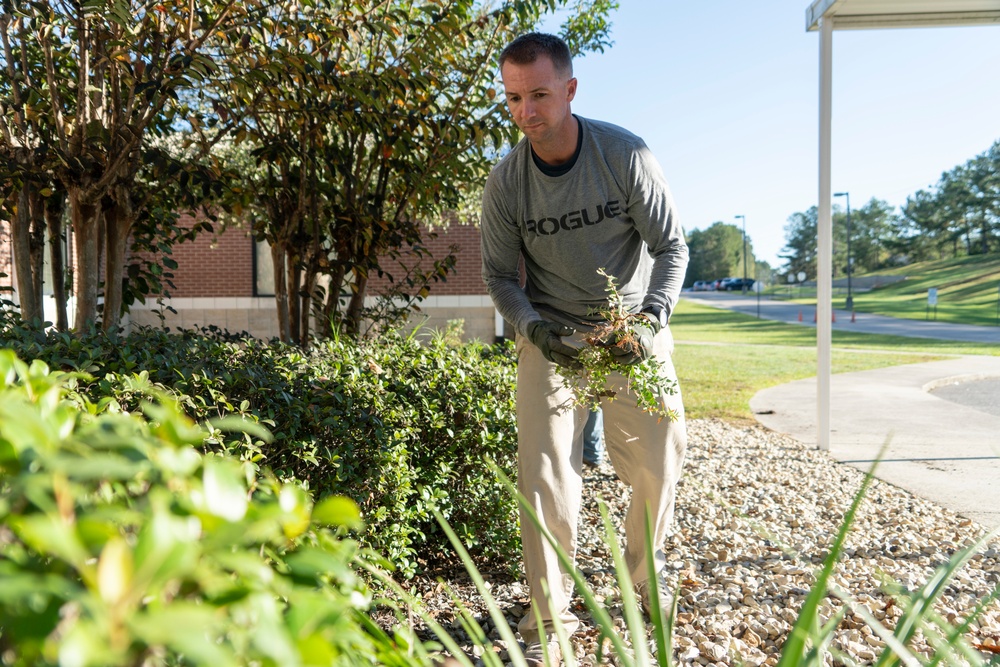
[391,419,1000,665]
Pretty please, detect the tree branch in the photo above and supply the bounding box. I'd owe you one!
[0,13,28,137]
[39,22,69,151]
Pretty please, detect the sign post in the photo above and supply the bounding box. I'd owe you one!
[927,288,938,321]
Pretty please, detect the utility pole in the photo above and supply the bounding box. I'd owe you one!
[735,214,748,295]
[833,192,853,310]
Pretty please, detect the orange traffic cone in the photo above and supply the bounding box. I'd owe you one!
[851,310,856,323]
[832,312,836,323]
[798,310,803,322]
[812,311,817,323]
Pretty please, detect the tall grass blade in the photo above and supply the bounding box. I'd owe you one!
[775,442,882,667]
[431,507,531,667]
[447,588,506,667]
[642,505,676,666]
[492,463,644,665]
[826,585,921,667]
[536,581,578,667]
[875,526,1000,667]
[358,561,477,667]
[598,502,653,667]
[927,581,1000,667]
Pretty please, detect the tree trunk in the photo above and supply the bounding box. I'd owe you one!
[344,271,367,338]
[287,256,301,344]
[322,262,347,337]
[28,190,46,321]
[70,186,101,330]
[102,196,134,332]
[11,188,42,322]
[45,194,69,332]
[299,263,318,347]
[270,241,291,343]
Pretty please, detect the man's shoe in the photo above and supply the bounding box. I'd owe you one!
[523,635,562,666]
[635,572,675,621]
[582,456,604,468]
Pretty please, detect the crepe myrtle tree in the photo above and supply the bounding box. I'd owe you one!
[214,0,617,342]
[0,0,257,332]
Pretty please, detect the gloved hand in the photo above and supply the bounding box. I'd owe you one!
[608,313,660,366]
[527,320,582,369]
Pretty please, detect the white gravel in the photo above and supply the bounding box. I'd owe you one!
[395,419,1000,665]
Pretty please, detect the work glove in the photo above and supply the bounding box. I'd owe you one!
[527,320,582,369]
[608,311,662,366]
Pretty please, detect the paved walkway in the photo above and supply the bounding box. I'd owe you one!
[682,292,1000,529]
[685,291,1000,344]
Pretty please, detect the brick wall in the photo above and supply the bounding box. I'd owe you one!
[158,216,486,299]
[365,222,487,296]
[2,213,497,340]
[162,214,255,297]
[129,218,496,340]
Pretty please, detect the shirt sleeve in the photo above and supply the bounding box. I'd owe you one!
[480,171,542,337]
[627,142,689,319]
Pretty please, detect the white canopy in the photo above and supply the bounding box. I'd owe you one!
[807,0,1000,30]
[807,0,999,450]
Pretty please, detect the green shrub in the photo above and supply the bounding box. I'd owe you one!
[0,313,520,577]
[0,349,438,666]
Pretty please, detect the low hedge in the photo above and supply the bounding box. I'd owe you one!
[0,315,519,577]
[0,349,434,666]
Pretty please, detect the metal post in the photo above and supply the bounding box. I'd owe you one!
[834,191,853,310]
[736,214,748,295]
[756,264,761,318]
[845,195,853,310]
[817,16,833,452]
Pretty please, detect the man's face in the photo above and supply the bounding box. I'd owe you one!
[500,56,577,147]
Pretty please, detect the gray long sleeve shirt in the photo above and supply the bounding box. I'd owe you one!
[481,116,689,336]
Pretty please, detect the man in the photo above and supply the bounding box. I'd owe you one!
[480,32,689,665]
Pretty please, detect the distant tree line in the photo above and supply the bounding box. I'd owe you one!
[1,0,616,343]
[684,221,771,287]
[780,139,1000,281]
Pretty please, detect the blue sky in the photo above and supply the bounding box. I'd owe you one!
[540,2,1000,269]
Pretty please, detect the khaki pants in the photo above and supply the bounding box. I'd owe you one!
[515,326,687,643]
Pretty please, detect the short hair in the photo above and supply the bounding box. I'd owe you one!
[499,32,573,77]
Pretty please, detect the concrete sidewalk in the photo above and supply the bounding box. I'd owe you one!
[682,291,1000,528]
[749,356,1000,530]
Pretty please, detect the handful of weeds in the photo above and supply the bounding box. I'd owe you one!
[556,268,679,422]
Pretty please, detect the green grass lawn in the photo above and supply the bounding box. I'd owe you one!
[669,300,997,424]
[772,252,1000,327]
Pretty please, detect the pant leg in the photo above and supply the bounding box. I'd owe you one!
[514,332,588,643]
[601,325,687,585]
[582,407,605,464]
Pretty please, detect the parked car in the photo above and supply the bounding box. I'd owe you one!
[725,278,756,291]
[713,278,733,290]
[692,280,712,291]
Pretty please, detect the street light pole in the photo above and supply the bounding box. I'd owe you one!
[735,214,747,295]
[833,192,853,310]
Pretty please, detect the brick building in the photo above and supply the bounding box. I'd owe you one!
[0,217,500,342]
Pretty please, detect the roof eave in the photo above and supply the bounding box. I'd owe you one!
[806,1,1000,31]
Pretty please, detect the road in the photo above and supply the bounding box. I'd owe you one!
[683,291,1000,344]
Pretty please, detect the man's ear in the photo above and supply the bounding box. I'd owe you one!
[566,77,578,102]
